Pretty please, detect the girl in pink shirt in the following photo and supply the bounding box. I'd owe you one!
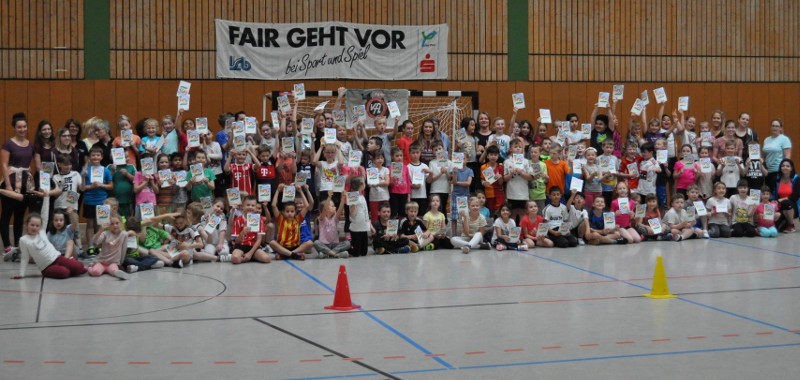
[610,181,642,243]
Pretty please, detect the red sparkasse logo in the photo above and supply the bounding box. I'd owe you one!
[420,54,435,72]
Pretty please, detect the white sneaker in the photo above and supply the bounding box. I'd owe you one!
[152,261,165,269]
[517,244,528,251]
[578,238,585,246]
[114,270,130,280]
[703,230,710,239]
[461,246,470,254]
[126,265,138,273]
[218,254,232,262]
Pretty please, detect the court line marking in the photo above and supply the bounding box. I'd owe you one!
[284,260,455,370]
[521,251,796,332]
[252,317,399,380]
[708,238,800,258]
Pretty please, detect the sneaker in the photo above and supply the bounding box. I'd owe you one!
[397,246,411,254]
[336,251,349,258]
[86,246,97,256]
[702,230,710,239]
[495,243,506,251]
[3,246,11,255]
[113,270,130,280]
[410,244,419,253]
[517,244,528,251]
[172,260,184,268]
[423,243,435,251]
[479,242,490,250]
[218,255,232,262]
[660,233,673,241]
[126,265,138,274]
[375,247,385,255]
[152,261,166,268]
[577,238,585,246]
[290,253,305,261]
[784,226,796,233]
[461,246,471,254]
[615,238,628,245]
[587,238,600,245]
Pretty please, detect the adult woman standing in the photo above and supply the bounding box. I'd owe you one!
[92,119,114,167]
[65,118,88,169]
[763,118,792,190]
[473,111,493,161]
[733,112,758,160]
[713,120,744,165]
[710,110,725,138]
[774,159,799,233]
[82,117,100,149]
[1,113,34,256]
[33,120,57,173]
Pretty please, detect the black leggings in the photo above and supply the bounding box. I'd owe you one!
[0,193,27,248]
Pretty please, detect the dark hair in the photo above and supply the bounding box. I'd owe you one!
[408,143,421,152]
[778,158,796,179]
[218,112,234,127]
[486,145,500,155]
[548,186,563,194]
[350,176,364,190]
[760,185,772,194]
[89,146,104,156]
[12,112,26,127]
[169,152,183,161]
[645,193,658,203]
[460,117,475,130]
[48,209,69,235]
[594,114,609,127]
[64,118,82,139]
[670,193,685,204]
[640,142,655,153]
[235,111,247,120]
[242,195,257,203]
[573,191,585,200]
[566,113,578,121]
[34,120,54,149]
[378,201,391,211]
[126,216,142,232]
[736,179,749,188]
[369,136,383,149]
[56,153,73,166]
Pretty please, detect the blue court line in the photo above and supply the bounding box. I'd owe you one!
[457,342,800,370]
[709,238,800,258]
[519,251,795,332]
[284,261,455,369]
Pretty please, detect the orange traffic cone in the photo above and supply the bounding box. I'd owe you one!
[325,265,361,311]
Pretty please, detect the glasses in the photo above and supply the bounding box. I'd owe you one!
[60,134,71,138]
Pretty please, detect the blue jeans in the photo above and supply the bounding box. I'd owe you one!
[123,254,159,270]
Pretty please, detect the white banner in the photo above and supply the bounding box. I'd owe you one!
[344,89,410,129]
[215,20,448,80]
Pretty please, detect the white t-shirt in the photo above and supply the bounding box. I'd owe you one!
[488,134,511,158]
[349,195,370,232]
[368,167,390,202]
[319,160,338,191]
[492,217,517,242]
[718,157,743,188]
[428,160,452,194]
[53,171,83,209]
[504,158,531,201]
[200,214,228,245]
[662,208,690,226]
[543,203,569,230]
[567,205,588,230]
[408,162,429,199]
[165,224,199,244]
[636,159,657,195]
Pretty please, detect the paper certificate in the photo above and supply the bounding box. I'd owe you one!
[512,93,525,109]
[293,83,305,100]
[258,184,271,202]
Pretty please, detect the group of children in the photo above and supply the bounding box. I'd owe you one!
[7,91,795,280]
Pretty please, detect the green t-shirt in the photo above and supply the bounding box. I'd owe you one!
[107,164,137,204]
[141,225,169,249]
[529,160,548,201]
[186,168,216,201]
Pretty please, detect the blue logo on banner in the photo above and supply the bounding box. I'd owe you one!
[229,56,252,71]
[421,31,437,47]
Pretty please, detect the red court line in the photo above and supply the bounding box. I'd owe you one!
[651,339,671,342]
[425,354,445,357]
[44,361,65,364]
[688,336,706,340]
[616,341,635,345]
[384,356,405,359]
[86,361,107,364]
[542,346,562,350]
[722,334,740,337]
[4,360,24,363]
[756,332,773,335]
[300,359,322,363]
[624,266,800,282]
[342,358,362,361]
[465,351,485,355]
[790,330,800,333]
[171,362,193,365]
[128,361,150,365]
[214,361,236,364]
[580,344,599,347]
[504,349,524,352]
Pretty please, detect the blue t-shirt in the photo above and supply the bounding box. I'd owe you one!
[161,130,179,155]
[140,135,161,152]
[83,166,113,205]
[299,214,312,243]
[216,131,230,166]
[452,168,474,198]
[763,134,792,172]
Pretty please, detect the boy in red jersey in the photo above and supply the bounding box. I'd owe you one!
[269,183,311,260]
[229,195,270,264]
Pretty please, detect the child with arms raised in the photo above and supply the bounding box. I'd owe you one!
[314,191,349,258]
[90,213,132,280]
[269,185,309,260]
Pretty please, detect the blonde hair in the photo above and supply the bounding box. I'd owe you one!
[83,116,101,138]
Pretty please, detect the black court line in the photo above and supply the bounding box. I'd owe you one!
[253,318,400,380]
[34,277,44,323]
[619,285,800,299]
[0,301,520,331]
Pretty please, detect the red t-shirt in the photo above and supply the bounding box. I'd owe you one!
[520,214,544,237]
[231,214,265,246]
[397,136,413,166]
[256,162,276,181]
[620,155,643,190]
[229,163,254,195]
[481,162,504,198]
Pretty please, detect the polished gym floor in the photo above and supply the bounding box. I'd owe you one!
[1,236,799,379]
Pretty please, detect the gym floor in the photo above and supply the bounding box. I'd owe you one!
[1,236,799,379]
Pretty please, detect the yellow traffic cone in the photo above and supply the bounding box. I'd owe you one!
[643,256,676,299]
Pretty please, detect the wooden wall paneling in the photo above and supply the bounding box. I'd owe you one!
[93,81,117,124]
[718,83,737,123]
[495,81,516,120]
[242,81,266,119]
[783,84,800,160]
[115,81,140,120]
[567,83,586,118]
[550,82,570,121]
[686,83,705,122]
[750,85,769,135]
[133,81,158,121]
[0,81,5,143]
[767,84,785,122]
[5,82,29,124]
[70,81,95,122]
[49,81,74,125]
[199,81,224,126]
[532,82,553,118]
[221,81,245,116]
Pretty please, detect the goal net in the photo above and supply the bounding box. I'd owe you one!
[267,90,478,149]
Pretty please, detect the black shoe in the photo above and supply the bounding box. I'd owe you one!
[615,238,628,245]
[478,242,490,250]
